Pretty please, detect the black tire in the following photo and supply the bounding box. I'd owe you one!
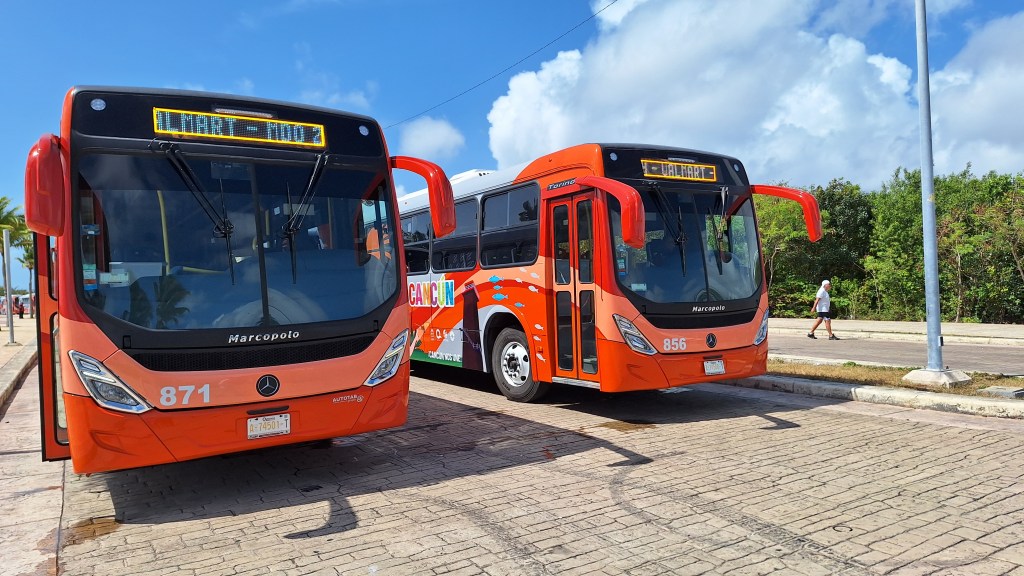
[491,327,549,402]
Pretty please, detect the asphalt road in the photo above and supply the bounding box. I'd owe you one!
[769,334,1024,376]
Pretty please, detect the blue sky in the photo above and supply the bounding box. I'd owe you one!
[2,0,1022,291]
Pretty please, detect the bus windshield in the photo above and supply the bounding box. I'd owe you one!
[609,183,761,304]
[76,152,396,330]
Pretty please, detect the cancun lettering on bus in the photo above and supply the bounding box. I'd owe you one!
[409,276,456,308]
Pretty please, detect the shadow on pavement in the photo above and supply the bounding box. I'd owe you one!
[412,360,852,430]
[95,389,650,539]
[88,363,844,540]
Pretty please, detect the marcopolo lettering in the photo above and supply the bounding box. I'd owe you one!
[227,330,301,344]
[691,305,727,313]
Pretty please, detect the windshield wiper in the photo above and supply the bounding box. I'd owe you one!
[707,186,731,274]
[646,182,686,275]
[152,140,236,283]
[281,152,329,283]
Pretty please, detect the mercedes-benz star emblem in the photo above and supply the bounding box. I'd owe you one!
[256,375,281,397]
[706,333,718,348]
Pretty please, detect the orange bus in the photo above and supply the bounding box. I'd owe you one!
[398,143,820,402]
[24,87,455,473]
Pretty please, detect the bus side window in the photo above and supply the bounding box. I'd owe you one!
[480,185,539,268]
[431,199,477,272]
[401,212,431,274]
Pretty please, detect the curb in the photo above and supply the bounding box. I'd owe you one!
[0,342,38,411]
[721,374,1024,420]
[769,353,916,371]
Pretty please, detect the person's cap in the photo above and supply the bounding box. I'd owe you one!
[822,279,831,286]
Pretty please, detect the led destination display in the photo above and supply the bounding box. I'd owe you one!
[641,159,717,182]
[153,108,327,148]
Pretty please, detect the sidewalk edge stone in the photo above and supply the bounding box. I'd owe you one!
[722,374,1024,420]
[0,342,39,411]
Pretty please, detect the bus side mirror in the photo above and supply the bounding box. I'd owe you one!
[750,184,822,242]
[576,175,646,248]
[25,134,65,237]
[390,156,456,238]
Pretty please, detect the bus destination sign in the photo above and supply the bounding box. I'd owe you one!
[641,159,717,182]
[153,108,327,148]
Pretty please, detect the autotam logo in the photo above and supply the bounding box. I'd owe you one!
[228,330,300,344]
[333,394,364,404]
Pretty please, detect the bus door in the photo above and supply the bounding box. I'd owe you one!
[35,234,70,461]
[550,193,600,387]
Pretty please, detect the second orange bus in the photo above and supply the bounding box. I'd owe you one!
[398,143,820,401]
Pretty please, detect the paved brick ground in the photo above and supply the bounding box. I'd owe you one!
[28,364,1024,574]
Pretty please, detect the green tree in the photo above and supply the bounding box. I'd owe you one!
[863,168,926,320]
[0,200,29,298]
[938,169,1024,322]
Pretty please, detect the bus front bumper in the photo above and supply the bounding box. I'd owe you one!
[63,364,410,474]
[594,339,768,393]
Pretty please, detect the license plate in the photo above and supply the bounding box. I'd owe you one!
[703,360,725,375]
[247,414,291,439]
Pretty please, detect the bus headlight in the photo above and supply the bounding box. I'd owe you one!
[365,330,409,387]
[613,314,657,356]
[753,309,769,346]
[68,350,151,414]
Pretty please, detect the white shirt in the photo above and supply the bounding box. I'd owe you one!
[815,286,831,313]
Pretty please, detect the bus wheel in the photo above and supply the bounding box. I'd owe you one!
[492,328,549,402]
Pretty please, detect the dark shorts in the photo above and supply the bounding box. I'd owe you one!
[817,311,831,319]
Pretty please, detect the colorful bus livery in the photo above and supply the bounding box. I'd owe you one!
[25,87,455,473]
[399,144,820,402]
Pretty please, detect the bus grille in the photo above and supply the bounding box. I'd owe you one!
[125,334,377,372]
[644,309,756,329]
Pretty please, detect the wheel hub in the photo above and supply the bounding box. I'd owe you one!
[500,342,530,388]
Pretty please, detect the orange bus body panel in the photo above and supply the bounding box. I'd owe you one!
[594,339,767,392]
[63,367,408,474]
[35,234,71,461]
[57,307,410,473]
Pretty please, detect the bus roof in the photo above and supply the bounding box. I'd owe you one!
[397,143,746,214]
[398,166,525,213]
[68,85,378,123]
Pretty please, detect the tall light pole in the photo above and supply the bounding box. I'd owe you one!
[903,0,970,387]
[3,229,14,344]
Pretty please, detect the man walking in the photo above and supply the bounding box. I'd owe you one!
[808,279,839,340]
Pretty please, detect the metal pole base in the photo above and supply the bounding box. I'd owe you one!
[902,368,973,389]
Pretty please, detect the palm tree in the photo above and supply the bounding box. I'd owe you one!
[0,201,29,315]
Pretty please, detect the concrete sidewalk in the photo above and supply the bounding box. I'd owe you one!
[769,317,1024,346]
[0,315,54,576]
[0,315,40,410]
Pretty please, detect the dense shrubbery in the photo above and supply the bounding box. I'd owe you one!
[757,167,1024,324]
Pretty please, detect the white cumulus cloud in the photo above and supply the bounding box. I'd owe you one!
[487,0,1024,189]
[398,116,466,161]
[930,11,1024,175]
